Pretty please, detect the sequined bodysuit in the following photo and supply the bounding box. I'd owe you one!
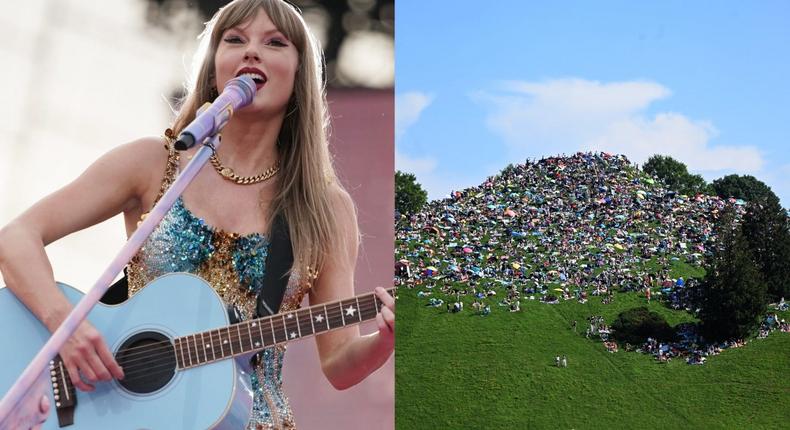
[126,139,309,429]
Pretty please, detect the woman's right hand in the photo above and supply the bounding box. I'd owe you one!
[60,321,124,391]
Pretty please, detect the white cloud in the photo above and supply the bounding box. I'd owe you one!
[587,113,762,172]
[477,78,765,174]
[501,79,670,117]
[395,151,466,200]
[395,150,437,175]
[395,91,433,141]
[394,150,442,199]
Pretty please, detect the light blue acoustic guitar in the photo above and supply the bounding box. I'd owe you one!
[0,273,390,429]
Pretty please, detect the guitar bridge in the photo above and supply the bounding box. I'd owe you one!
[49,355,77,427]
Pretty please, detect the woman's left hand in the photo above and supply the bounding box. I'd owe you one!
[374,287,395,350]
[0,371,50,430]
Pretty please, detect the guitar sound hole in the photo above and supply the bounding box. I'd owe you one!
[115,331,176,394]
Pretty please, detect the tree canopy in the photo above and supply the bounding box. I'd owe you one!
[396,171,428,215]
[696,207,767,341]
[712,174,780,205]
[741,197,790,301]
[643,155,710,196]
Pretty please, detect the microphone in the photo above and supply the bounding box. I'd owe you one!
[174,76,257,150]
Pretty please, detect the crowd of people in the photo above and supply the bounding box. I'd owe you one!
[396,152,738,311]
[758,312,790,338]
[585,313,789,365]
[395,152,788,365]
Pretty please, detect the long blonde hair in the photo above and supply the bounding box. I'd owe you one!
[172,0,340,281]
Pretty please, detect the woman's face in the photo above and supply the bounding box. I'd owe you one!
[214,8,299,116]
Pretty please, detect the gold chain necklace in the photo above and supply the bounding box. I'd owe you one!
[209,154,280,185]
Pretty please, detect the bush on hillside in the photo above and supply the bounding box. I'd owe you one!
[611,307,675,345]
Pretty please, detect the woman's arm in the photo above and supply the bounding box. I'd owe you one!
[308,185,394,390]
[0,370,51,430]
[0,137,166,390]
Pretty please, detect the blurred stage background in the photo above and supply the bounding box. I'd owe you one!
[0,1,393,428]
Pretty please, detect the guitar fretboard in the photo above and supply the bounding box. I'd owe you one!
[173,288,393,369]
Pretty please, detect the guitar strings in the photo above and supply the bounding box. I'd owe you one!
[80,301,383,383]
[114,301,381,381]
[97,290,387,362]
[102,293,383,365]
[115,301,379,378]
[111,304,381,383]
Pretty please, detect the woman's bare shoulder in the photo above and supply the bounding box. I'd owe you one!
[6,135,172,245]
[131,135,181,214]
[115,135,171,169]
[107,135,172,197]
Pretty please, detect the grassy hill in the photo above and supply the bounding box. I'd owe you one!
[395,290,790,429]
[395,153,789,428]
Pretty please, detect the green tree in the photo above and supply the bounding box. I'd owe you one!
[741,197,790,301]
[395,171,428,215]
[642,155,710,195]
[711,174,779,204]
[697,207,767,341]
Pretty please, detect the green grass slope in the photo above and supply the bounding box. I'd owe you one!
[395,154,789,428]
[396,290,790,429]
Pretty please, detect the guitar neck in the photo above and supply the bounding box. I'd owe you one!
[173,288,395,369]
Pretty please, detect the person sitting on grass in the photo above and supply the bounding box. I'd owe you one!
[427,297,444,307]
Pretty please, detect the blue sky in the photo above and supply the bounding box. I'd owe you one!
[395,1,790,207]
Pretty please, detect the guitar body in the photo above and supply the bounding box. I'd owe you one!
[0,273,254,429]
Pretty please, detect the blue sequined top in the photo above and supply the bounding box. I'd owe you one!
[127,141,307,429]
